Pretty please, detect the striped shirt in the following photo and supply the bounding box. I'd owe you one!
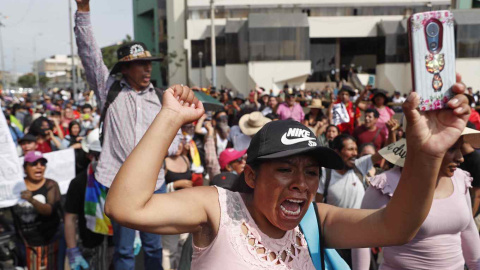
[75,11,180,190]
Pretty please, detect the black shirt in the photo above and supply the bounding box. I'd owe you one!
[65,171,105,248]
[12,179,61,247]
[460,150,480,188]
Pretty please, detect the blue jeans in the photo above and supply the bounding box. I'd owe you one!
[112,184,166,270]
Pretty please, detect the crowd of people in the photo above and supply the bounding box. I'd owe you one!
[1,0,480,269]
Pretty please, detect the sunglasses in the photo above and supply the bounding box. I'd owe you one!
[26,160,47,167]
[232,156,247,163]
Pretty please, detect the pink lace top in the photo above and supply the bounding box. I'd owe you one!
[352,168,480,270]
[191,187,315,270]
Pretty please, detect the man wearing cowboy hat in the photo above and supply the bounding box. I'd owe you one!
[74,1,181,269]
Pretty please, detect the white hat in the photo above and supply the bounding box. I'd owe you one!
[81,128,102,153]
[379,127,480,167]
[239,111,271,136]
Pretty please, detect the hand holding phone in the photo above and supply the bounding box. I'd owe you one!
[408,10,455,111]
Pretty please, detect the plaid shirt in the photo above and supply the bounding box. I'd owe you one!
[75,12,180,190]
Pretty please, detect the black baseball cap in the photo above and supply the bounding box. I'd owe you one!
[246,120,343,169]
[210,172,237,191]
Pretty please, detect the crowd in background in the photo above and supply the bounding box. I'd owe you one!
[2,78,480,269]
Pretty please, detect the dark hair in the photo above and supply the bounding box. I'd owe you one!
[82,104,93,111]
[213,110,227,120]
[50,111,61,117]
[365,108,379,118]
[332,134,356,152]
[359,142,376,154]
[68,121,82,136]
[230,161,263,194]
[29,117,53,137]
[326,125,340,134]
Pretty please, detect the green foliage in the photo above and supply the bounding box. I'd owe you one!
[17,73,36,88]
[39,76,50,87]
[101,35,133,70]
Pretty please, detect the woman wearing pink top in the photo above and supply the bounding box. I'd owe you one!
[106,79,470,270]
[352,137,480,270]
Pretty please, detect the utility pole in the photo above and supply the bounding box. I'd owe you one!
[68,0,77,93]
[210,0,216,89]
[198,51,203,88]
[0,16,6,90]
[33,34,42,91]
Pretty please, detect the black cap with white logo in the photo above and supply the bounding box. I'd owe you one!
[246,120,344,169]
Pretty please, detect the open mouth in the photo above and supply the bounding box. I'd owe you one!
[280,199,306,217]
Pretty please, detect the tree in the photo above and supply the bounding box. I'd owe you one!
[39,76,50,88]
[17,73,36,88]
[101,35,132,70]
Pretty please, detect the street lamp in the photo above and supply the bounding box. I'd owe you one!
[198,51,203,88]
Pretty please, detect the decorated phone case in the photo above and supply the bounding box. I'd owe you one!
[408,10,455,111]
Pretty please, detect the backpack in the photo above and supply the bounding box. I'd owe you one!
[299,203,351,270]
[99,80,164,145]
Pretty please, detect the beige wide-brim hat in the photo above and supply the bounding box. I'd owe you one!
[308,99,324,109]
[379,127,480,167]
[239,111,271,136]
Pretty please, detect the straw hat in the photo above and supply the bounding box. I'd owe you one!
[379,127,480,167]
[308,99,324,109]
[239,111,271,136]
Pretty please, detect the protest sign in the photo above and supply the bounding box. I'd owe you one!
[0,110,26,208]
[19,149,76,195]
[331,103,350,126]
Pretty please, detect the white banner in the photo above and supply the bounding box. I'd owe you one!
[19,149,76,195]
[332,103,350,126]
[0,110,26,208]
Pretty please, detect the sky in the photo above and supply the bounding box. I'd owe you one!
[1,0,134,74]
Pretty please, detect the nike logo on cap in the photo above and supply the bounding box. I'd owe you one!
[281,128,315,145]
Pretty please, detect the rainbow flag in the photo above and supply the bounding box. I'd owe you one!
[84,164,113,235]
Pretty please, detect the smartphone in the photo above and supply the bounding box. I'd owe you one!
[408,10,455,111]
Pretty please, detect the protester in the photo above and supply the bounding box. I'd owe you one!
[12,151,61,270]
[74,0,181,268]
[303,99,327,136]
[353,108,387,151]
[163,138,193,270]
[105,80,470,269]
[321,124,340,148]
[64,129,112,270]
[61,121,83,149]
[329,85,360,135]
[28,117,64,153]
[460,123,480,219]
[5,112,23,146]
[276,93,305,122]
[19,134,38,157]
[391,91,406,112]
[352,131,480,270]
[356,88,395,138]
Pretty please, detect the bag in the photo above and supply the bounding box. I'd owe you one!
[99,80,164,145]
[299,203,350,270]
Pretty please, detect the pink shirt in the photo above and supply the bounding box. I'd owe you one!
[192,187,315,270]
[370,105,394,139]
[352,168,480,270]
[276,103,305,122]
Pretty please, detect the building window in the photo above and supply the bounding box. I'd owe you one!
[456,24,480,58]
[248,27,309,61]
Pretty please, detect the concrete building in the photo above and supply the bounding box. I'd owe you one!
[36,55,84,89]
[133,0,480,94]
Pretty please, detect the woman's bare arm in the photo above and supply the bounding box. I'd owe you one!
[318,75,469,249]
[105,85,218,235]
